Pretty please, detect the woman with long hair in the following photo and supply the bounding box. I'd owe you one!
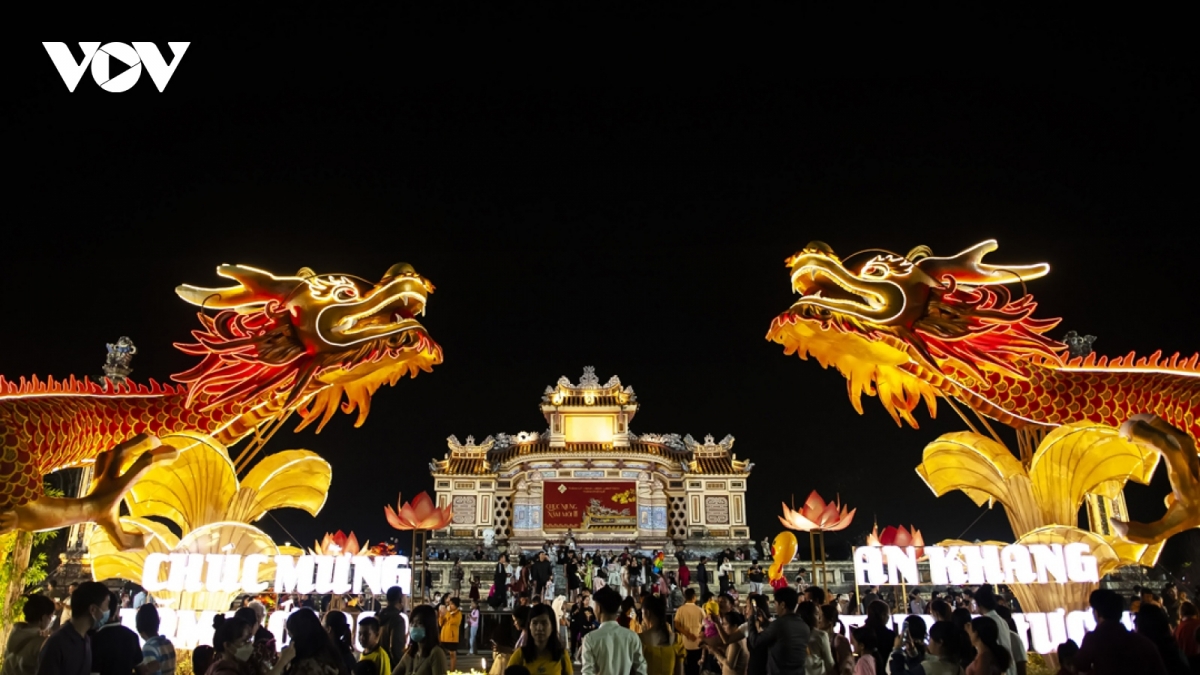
[323,611,357,675]
[706,611,748,675]
[850,626,882,675]
[920,622,965,675]
[819,604,853,675]
[950,609,976,669]
[618,596,640,631]
[640,595,684,675]
[284,609,347,675]
[797,601,833,675]
[395,605,448,675]
[488,605,529,675]
[887,615,929,674]
[207,617,295,675]
[964,617,1010,675]
[863,601,896,655]
[506,604,571,675]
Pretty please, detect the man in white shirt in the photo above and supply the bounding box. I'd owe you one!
[582,586,648,675]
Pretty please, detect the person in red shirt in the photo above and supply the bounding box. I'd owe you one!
[1076,588,1167,675]
[1173,601,1200,660]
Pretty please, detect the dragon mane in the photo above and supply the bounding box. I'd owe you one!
[910,280,1066,378]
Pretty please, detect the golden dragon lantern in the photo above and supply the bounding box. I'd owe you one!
[0,262,442,628]
[779,490,855,592]
[768,239,1200,616]
[385,491,453,601]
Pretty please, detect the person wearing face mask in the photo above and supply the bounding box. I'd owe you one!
[393,605,447,675]
[36,582,111,675]
[2,594,56,675]
[89,591,142,675]
[208,618,274,675]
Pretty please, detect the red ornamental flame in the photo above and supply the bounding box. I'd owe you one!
[385,491,453,531]
[314,530,366,556]
[867,524,926,559]
[778,491,856,532]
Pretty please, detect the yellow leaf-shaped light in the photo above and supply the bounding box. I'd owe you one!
[88,517,180,587]
[1027,423,1160,527]
[917,431,1028,508]
[124,433,238,531]
[230,450,332,522]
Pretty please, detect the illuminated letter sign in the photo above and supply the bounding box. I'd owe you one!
[142,554,411,596]
[853,544,1098,585]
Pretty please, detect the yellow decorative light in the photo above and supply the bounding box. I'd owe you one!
[88,432,328,610]
[915,422,1163,613]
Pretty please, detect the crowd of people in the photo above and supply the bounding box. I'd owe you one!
[7,549,1200,675]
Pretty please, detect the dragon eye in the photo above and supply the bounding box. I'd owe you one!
[334,287,358,301]
[862,263,888,278]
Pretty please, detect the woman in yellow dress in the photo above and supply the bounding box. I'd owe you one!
[639,595,684,675]
[506,604,572,675]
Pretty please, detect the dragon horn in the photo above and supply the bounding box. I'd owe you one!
[916,239,1049,286]
[176,264,304,308]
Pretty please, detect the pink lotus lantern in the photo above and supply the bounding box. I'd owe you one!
[778,491,856,594]
[384,492,452,601]
[779,491,856,532]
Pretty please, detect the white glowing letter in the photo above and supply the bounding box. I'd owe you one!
[353,556,382,595]
[183,554,206,593]
[1030,544,1066,583]
[204,554,225,591]
[274,555,300,593]
[143,553,170,592]
[243,554,269,593]
[1064,542,1099,582]
[166,553,190,592]
[883,546,919,585]
[961,546,987,585]
[295,555,317,594]
[979,546,1006,584]
[853,547,888,586]
[1000,545,1038,584]
[313,555,335,593]
[332,555,353,594]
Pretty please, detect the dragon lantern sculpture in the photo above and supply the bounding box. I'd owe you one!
[0,263,442,550]
[768,239,1200,546]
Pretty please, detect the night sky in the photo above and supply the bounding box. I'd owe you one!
[6,12,1199,568]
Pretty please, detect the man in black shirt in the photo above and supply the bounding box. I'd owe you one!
[37,582,110,675]
[89,591,141,675]
[696,557,711,598]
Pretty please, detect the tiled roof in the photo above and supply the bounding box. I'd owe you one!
[550,394,627,406]
[433,440,750,477]
[488,440,690,465]
[689,454,751,475]
[433,455,492,476]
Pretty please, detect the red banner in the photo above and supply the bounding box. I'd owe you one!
[543,481,637,530]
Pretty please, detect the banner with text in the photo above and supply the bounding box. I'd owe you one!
[543,481,636,529]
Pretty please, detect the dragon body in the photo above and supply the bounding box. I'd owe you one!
[768,239,1200,544]
[0,263,442,549]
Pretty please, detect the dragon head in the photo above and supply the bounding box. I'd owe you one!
[767,239,1064,426]
[173,263,442,431]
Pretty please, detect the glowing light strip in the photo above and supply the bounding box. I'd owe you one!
[1056,366,1200,379]
[0,392,167,400]
[790,278,907,324]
